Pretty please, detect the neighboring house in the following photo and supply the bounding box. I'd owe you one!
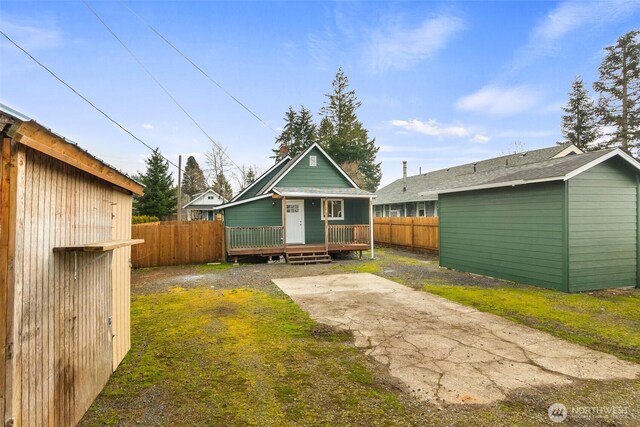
[216,142,375,263]
[374,144,582,217]
[437,148,640,293]
[0,104,144,425]
[182,188,226,220]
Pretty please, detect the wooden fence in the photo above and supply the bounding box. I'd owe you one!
[373,217,439,251]
[131,221,224,267]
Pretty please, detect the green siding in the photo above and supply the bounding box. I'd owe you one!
[224,198,282,227]
[439,182,566,290]
[277,147,353,188]
[236,161,288,201]
[303,198,370,243]
[568,157,638,291]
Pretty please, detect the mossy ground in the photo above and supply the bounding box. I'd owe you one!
[81,247,640,426]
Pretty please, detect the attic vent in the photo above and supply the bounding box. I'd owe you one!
[473,163,477,173]
[309,155,317,167]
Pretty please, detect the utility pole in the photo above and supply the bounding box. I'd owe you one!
[177,155,182,221]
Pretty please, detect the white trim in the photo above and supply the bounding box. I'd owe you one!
[182,189,226,209]
[321,198,344,220]
[553,144,583,158]
[285,199,305,244]
[273,189,375,199]
[564,149,640,179]
[264,142,360,193]
[229,155,291,202]
[214,193,273,210]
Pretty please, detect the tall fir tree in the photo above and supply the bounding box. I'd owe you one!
[560,76,600,150]
[134,148,177,219]
[273,105,317,159]
[181,156,207,197]
[593,30,640,155]
[319,68,381,191]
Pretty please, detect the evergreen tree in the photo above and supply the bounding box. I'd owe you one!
[244,166,257,187]
[319,68,381,191]
[273,105,317,159]
[134,148,177,219]
[560,76,600,150]
[212,173,233,201]
[181,156,207,197]
[593,30,640,155]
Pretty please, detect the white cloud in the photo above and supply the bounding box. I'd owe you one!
[512,0,640,70]
[470,134,490,144]
[456,85,544,117]
[142,123,154,130]
[365,14,464,73]
[390,119,470,138]
[0,18,61,51]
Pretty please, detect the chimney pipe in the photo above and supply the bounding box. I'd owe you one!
[402,161,407,191]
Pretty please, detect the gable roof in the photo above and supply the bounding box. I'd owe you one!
[229,155,290,202]
[182,189,226,209]
[429,148,640,195]
[374,144,582,205]
[218,143,373,209]
[259,142,360,194]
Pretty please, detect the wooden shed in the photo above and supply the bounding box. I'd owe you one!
[0,104,144,426]
[437,148,640,293]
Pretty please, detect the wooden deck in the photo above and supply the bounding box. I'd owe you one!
[227,243,370,257]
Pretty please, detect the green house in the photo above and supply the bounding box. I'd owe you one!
[217,143,375,263]
[435,149,640,292]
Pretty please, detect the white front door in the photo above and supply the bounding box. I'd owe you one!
[285,200,305,244]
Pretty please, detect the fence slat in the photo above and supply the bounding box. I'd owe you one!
[131,221,224,267]
[373,217,439,251]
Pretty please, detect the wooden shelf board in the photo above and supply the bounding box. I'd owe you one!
[53,239,144,253]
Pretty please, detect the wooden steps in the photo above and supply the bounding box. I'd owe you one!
[286,251,332,265]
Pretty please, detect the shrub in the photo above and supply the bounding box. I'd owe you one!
[132,215,160,224]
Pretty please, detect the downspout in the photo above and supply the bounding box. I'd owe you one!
[369,197,375,259]
[563,181,570,292]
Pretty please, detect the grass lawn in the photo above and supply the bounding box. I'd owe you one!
[423,284,640,364]
[80,286,421,426]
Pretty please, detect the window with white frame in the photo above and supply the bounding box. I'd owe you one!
[321,199,343,220]
[417,202,425,217]
[309,155,317,167]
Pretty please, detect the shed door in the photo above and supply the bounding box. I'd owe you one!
[285,200,305,244]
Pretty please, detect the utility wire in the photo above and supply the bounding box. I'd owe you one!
[82,0,243,174]
[0,29,180,170]
[117,0,279,135]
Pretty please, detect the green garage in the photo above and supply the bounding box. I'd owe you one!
[437,149,640,292]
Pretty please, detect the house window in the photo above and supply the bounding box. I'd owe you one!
[207,196,214,200]
[389,210,400,217]
[309,155,317,167]
[286,204,300,213]
[418,202,425,217]
[321,199,343,220]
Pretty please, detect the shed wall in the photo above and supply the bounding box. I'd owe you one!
[568,157,638,291]
[439,182,566,290]
[111,190,132,368]
[5,145,116,426]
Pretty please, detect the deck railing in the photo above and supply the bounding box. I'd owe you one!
[328,224,370,245]
[226,226,284,250]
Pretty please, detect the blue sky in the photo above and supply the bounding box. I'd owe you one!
[1,1,639,188]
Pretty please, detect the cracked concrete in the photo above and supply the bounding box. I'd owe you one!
[272,273,640,405]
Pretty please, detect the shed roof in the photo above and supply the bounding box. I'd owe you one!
[1,103,143,195]
[374,144,582,205]
[429,148,640,195]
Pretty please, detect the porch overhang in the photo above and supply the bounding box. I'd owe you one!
[273,186,375,199]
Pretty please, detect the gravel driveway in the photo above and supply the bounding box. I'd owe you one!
[273,273,640,405]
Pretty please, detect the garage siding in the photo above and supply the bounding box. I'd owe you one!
[568,157,638,291]
[439,182,566,290]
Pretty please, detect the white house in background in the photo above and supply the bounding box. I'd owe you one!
[182,189,226,220]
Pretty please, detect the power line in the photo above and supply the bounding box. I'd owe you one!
[117,0,279,135]
[0,29,180,170]
[81,0,243,174]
